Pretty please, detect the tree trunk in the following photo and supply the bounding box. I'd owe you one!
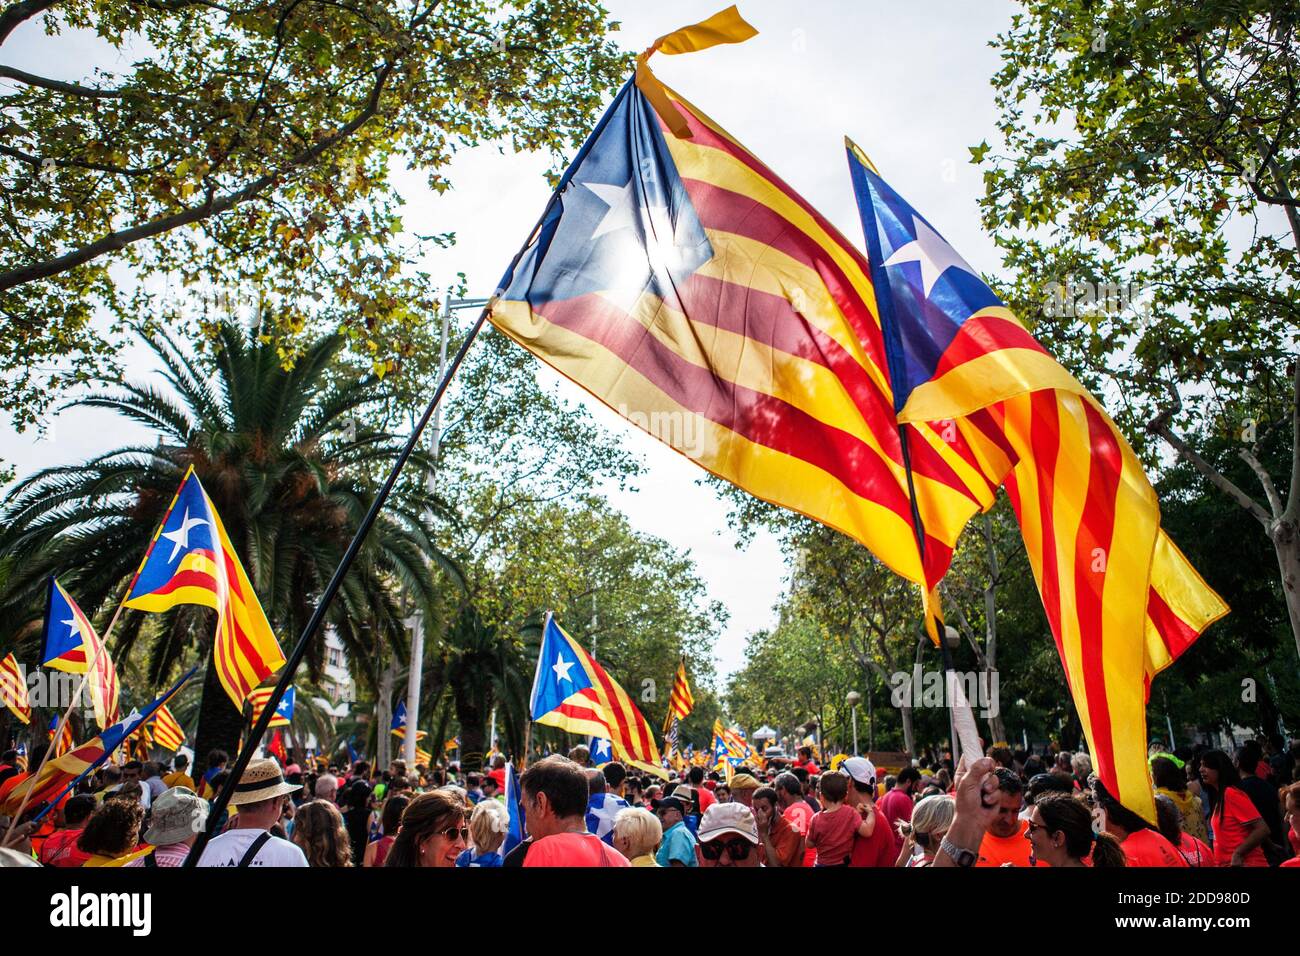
[453,682,490,772]
[1272,517,1300,665]
[191,653,245,782]
[376,654,396,769]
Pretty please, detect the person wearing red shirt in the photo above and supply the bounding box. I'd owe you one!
[519,755,628,868]
[878,767,922,857]
[38,793,97,868]
[1199,750,1269,866]
[1093,778,1188,867]
[687,766,715,814]
[793,746,821,776]
[774,771,815,866]
[843,757,895,867]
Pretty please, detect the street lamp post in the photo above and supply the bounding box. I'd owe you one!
[846,691,862,756]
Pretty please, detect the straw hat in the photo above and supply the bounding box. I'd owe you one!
[228,758,302,806]
[145,787,208,845]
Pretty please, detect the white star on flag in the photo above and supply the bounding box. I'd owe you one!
[63,618,80,639]
[160,507,209,563]
[883,215,981,297]
[552,656,575,684]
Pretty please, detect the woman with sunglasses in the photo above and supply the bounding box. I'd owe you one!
[384,789,469,868]
[1026,793,1126,867]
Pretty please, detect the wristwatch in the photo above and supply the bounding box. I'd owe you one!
[940,836,978,867]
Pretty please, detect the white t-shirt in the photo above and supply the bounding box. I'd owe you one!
[195,828,308,867]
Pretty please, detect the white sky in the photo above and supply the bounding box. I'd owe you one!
[1,1,1019,680]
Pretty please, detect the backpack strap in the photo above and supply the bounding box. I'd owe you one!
[237,832,273,868]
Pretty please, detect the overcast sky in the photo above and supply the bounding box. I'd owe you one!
[1,1,1019,681]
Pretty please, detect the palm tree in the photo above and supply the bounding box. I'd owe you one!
[0,315,461,774]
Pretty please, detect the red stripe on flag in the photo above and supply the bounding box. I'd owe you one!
[933,313,1049,377]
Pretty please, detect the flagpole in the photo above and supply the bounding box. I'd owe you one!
[181,79,639,865]
[896,422,964,770]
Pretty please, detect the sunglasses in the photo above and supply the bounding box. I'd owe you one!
[438,826,470,842]
[699,837,753,862]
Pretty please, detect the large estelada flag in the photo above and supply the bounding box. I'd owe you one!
[249,684,294,729]
[662,659,694,733]
[123,467,284,710]
[845,144,1228,823]
[489,12,996,611]
[0,653,31,724]
[530,613,666,779]
[2,667,195,815]
[42,577,120,729]
[389,700,427,740]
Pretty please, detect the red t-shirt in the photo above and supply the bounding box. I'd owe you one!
[782,801,815,867]
[1122,828,1189,867]
[1212,788,1268,867]
[878,788,913,854]
[1176,831,1214,867]
[849,806,897,867]
[976,819,1033,867]
[696,786,716,814]
[488,767,506,791]
[39,828,91,868]
[522,832,630,868]
[807,805,859,866]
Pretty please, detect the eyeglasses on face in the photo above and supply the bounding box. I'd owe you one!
[699,837,753,861]
[438,826,469,842]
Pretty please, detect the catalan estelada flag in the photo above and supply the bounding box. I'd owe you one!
[662,659,694,733]
[48,715,74,756]
[0,653,30,724]
[149,704,185,752]
[389,700,427,740]
[530,613,666,779]
[846,143,1228,823]
[123,467,284,710]
[249,684,294,728]
[2,667,195,816]
[42,577,119,729]
[489,13,995,609]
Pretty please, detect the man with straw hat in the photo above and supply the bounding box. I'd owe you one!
[127,787,208,867]
[194,759,307,867]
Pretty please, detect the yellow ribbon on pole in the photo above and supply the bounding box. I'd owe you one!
[635,5,759,138]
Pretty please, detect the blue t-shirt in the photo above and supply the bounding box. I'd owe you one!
[455,849,503,868]
[656,821,698,868]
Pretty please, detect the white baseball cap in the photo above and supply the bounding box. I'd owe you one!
[843,756,877,787]
[697,802,759,844]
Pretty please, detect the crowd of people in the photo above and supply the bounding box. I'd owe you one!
[1,735,1298,868]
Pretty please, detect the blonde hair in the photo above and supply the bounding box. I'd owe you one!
[613,806,662,859]
[469,798,509,854]
[898,794,955,840]
[292,799,352,868]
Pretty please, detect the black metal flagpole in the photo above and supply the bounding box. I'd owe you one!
[182,75,635,867]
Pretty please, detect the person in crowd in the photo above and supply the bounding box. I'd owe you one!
[290,799,352,867]
[585,767,629,844]
[752,784,803,867]
[456,797,509,867]
[314,772,339,804]
[1026,792,1126,867]
[385,789,468,868]
[879,766,921,856]
[729,772,759,808]
[567,744,591,767]
[1284,782,1300,861]
[686,765,715,814]
[793,746,820,776]
[842,757,892,867]
[773,771,815,866]
[126,786,207,868]
[613,806,662,866]
[895,794,954,867]
[1199,749,1269,867]
[518,755,627,867]
[198,749,228,799]
[1052,751,1074,783]
[163,754,195,791]
[481,776,501,802]
[715,784,732,804]
[363,794,408,867]
[1070,753,1092,792]
[1153,793,1213,867]
[464,772,483,805]
[141,761,167,801]
[807,770,868,867]
[1234,741,1285,858]
[652,789,698,868]
[78,796,148,866]
[196,759,308,867]
[338,776,372,865]
[1151,755,1209,844]
[694,802,762,867]
[38,793,96,867]
[1090,777,1187,866]
[976,769,1033,867]
[487,754,507,792]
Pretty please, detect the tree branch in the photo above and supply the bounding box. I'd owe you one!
[0,64,123,97]
[0,0,55,46]
[1285,358,1300,524]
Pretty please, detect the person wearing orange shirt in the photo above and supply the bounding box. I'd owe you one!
[1026,793,1126,867]
[1092,777,1188,867]
[976,769,1033,866]
[1199,750,1269,867]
